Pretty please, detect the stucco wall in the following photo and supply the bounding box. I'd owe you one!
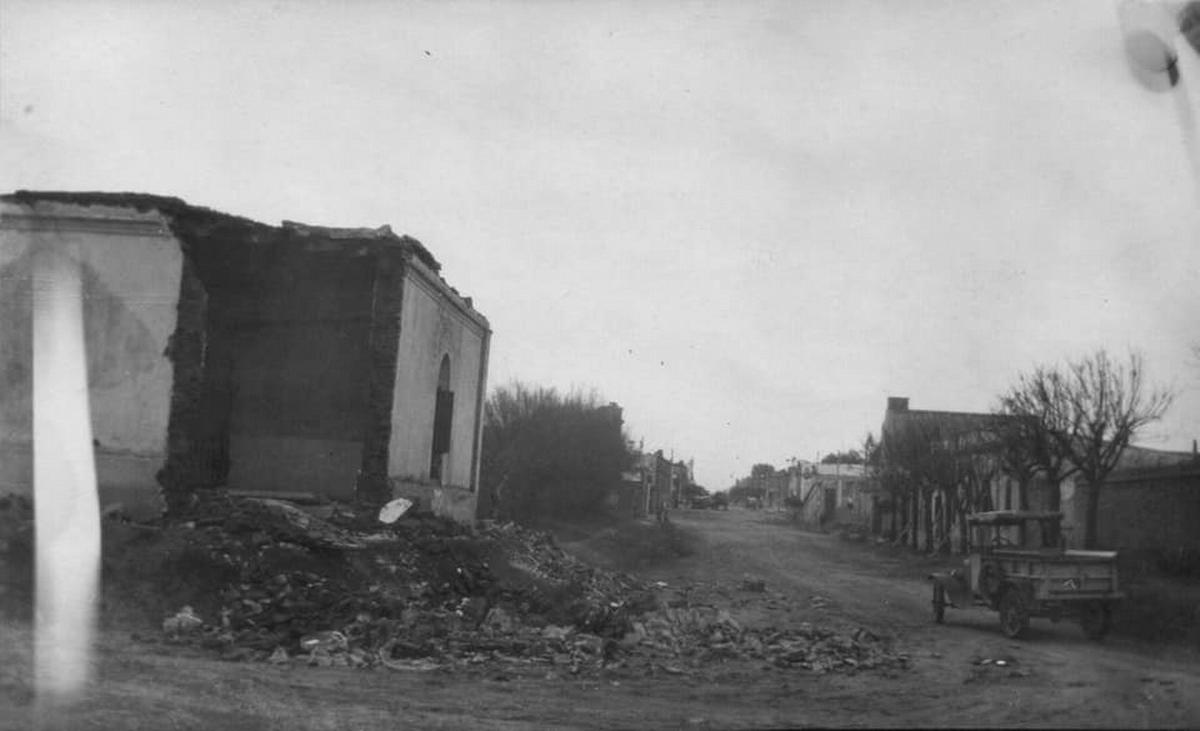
[387,263,486,491]
[1071,470,1200,551]
[0,201,181,517]
[794,477,835,526]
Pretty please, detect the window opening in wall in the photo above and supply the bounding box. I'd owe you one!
[430,355,453,481]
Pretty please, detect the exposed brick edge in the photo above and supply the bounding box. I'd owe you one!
[356,251,406,507]
[156,249,209,515]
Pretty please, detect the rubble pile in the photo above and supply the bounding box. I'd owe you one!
[149,494,657,670]
[477,521,657,635]
[106,492,914,677]
[623,606,910,674]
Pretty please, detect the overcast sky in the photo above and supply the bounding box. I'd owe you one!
[3,0,1199,490]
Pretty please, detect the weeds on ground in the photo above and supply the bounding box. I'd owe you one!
[1111,557,1200,647]
[576,519,696,573]
[1114,581,1200,645]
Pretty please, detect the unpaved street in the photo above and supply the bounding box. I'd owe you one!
[618,509,1200,728]
[4,508,1200,730]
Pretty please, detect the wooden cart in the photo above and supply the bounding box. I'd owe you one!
[928,511,1123,639]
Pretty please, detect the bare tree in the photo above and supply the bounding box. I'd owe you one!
[992,419,1038,510]
[999,350,1174,548]
[859,432,885,536]
[861,432,879,469]
[879,423,921,548]
[881,417,957,553]
[948,433,1002,553]
[750,463,777,479]
[991,397,1077,511]
[1063,351,1174,548]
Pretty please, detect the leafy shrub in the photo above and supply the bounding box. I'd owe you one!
[481,382,632,525]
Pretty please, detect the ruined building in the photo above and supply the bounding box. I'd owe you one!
[0,192,491,523]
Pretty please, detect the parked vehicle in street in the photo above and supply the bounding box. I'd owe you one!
[710,493,729,510]
[928,511,1123,640]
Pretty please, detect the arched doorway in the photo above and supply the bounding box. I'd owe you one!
[429,355,453,482]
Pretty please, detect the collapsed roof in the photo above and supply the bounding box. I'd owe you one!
[2,189,445,278]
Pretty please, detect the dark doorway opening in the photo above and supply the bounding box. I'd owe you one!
[429,355,453,482]
[194,243,373,496]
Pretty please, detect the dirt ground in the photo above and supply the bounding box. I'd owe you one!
[4,508,1200,730]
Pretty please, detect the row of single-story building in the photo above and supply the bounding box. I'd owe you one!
[774,396,1199,557]
[612,448,692,518]
[871,396,1199,553]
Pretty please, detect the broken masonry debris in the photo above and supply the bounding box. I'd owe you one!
[162,606,204,636]
[131,493,912,676]
[740,577,766,593]
[378,498,415,524]
[299,630,348,653]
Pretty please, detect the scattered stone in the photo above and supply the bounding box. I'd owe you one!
[378,498,414,524]
[484,607,519,634]
[542,624,573,640]
[141,495,912,678]
[380,657,442,672]
[220,646,256,662]
[740,577,766,593]
[300,630,348,653]
[162,606,204,636]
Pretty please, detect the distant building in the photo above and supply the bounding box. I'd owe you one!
[732,467,790,510]
[669,460,691,508]
[607,440,653,518]
[878,395,1200,552]
[652,450,673,516]
[790,463,880,530]
[879,396,1024,549]
[613,448,694,517]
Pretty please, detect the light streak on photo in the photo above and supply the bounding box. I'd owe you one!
[1119,0,1200,192]
[32,243,100,706]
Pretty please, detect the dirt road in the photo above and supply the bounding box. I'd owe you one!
[626,509,1200,728]
[4,508,1200,729]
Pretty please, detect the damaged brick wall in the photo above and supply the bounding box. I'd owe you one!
[156,254,210,515]
[356,251,406,507]
[209,243,374,497]
[8,192,482,516]
[158,222,399,509]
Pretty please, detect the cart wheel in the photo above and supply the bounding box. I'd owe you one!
[932,584,946,624]
[998,588,1028,639]
[1080,601,1112,640]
